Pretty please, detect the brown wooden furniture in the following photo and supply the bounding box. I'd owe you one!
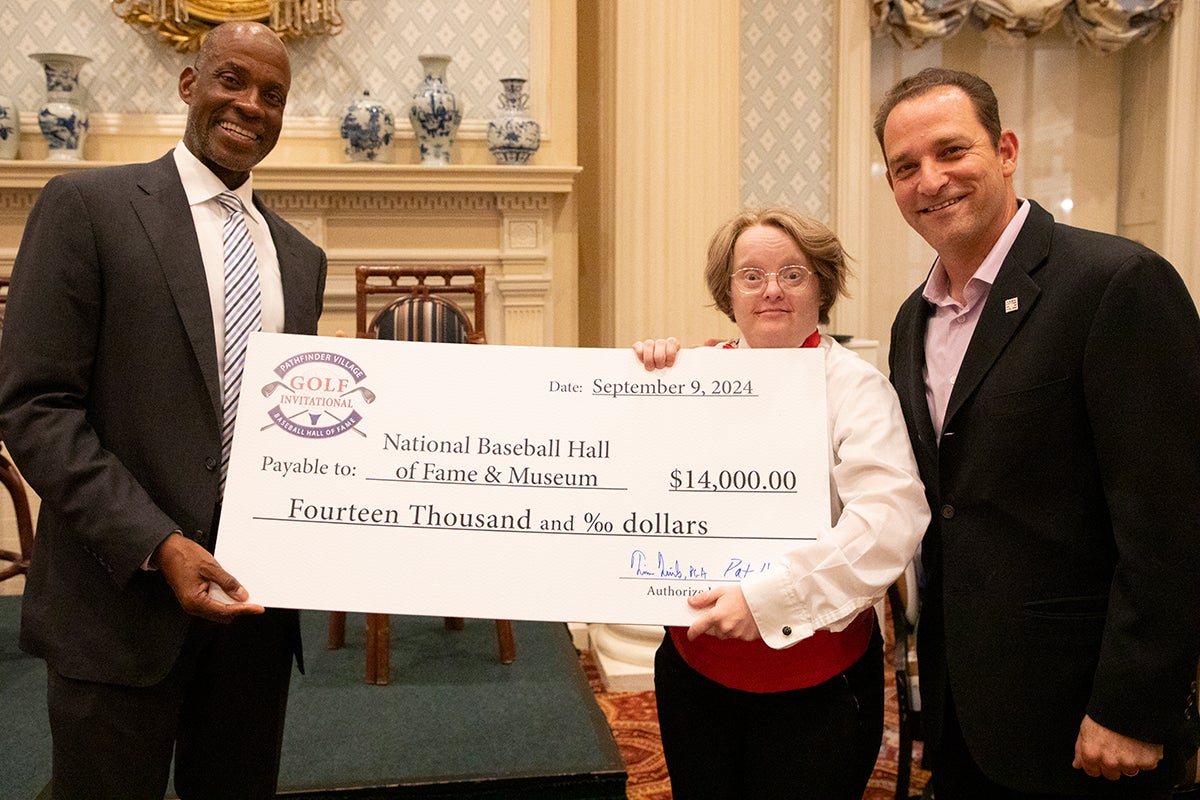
[888,565,922,800]
[327,265,515,685]
[0,277,35,584]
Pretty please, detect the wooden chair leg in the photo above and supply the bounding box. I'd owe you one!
[496,620,516,665]
[365,613,390,685]
[327,611,347,649]
[0,451,35,583]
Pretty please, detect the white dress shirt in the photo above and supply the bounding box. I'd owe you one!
[737,335,931,648]
[172,142,285,374]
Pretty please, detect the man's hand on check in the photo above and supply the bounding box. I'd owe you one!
[633,337,680,371]
[686,585,762,642]
[154,533,265,623]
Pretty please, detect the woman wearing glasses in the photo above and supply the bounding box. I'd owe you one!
[634,207,929,799]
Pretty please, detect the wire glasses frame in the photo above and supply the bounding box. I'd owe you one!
[730,265,812,294]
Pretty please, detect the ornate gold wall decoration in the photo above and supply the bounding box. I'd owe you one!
[112,1,342,53]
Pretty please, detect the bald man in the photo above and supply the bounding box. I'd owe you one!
[0,22,326,798]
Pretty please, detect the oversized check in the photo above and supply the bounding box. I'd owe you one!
[215,332,831,626]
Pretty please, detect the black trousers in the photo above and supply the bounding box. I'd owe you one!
[654,626,884,800]
[45,608,295,800]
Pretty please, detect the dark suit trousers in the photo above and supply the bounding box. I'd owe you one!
[46,608,294,800]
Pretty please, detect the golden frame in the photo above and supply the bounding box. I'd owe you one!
[112,1,342,53]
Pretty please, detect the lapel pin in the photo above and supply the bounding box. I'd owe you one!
[1005,297,1019,313]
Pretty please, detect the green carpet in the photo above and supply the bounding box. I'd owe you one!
[0,598,626,799]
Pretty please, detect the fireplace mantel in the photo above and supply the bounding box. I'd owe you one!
[0,161,582,347]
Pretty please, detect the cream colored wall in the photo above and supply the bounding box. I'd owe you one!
[577,0,742,349]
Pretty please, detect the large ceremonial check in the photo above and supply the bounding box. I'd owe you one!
[215,333,831,626]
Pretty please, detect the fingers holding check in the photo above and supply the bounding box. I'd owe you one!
[154,533,265,623]
[685,586,762,642]
[1072,714,1163,781]
[632,337,680,371]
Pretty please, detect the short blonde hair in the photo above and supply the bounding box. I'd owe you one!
[703,207,851,325]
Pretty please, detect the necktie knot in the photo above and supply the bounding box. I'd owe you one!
[215,191,243,217]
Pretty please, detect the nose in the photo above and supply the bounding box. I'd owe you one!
[232,88,266,118]
[761,273,784,297]
[916,160,948,195]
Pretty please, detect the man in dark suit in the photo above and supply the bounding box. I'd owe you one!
[875,67,1200,798]
[0,21,326,799]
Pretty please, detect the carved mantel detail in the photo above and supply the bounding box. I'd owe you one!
[0,162,580,347]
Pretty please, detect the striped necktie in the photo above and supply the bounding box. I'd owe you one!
[216,190,262,493]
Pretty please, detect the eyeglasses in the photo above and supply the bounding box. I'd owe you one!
[730,265,812,294]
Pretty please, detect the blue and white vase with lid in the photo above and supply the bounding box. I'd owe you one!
[0,95,18,160]
[487,77,541,165]
[30,52,90,161]
[340,90,395,162]
[408,54,461,167]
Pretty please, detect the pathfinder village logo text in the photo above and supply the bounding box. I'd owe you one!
[261,351,374,438]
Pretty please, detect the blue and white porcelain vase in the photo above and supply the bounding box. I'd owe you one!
[30,52,90,161]
[0,95,18,160]
[487,78,540,165]
[340,90,395,162]
[408,54,461,167]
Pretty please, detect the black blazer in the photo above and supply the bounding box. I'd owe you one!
[0,152,327,686]
[889,200,1200,793]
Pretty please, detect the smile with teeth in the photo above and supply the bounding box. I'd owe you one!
[219,121,258,141]
[922,197,961,213]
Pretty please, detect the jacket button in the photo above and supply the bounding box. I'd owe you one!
[204,457,217,470]
[781,626,792,636]
[941,504,955,519]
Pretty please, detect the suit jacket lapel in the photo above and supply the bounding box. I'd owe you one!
[258,202,304,335]
[131,152,223,418]
[943,201,1052,429]
[896,295,939,464]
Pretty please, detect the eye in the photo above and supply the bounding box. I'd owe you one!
[781,267,805,281]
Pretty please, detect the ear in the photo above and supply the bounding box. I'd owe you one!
[998,129,1018,177]
[178,66,196,106]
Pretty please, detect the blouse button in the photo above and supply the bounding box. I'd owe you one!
[781,626,792,637]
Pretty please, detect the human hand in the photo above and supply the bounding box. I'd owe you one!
[685,586,762,642]
[153,533,265,623]
[1072,714,1162,780]
[632,337,680,371]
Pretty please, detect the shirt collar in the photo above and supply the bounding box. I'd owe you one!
[173,141,257,216]
[922,199,1031,308]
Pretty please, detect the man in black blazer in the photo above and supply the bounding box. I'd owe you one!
[876,68,1199,798]
[0,21,326,799]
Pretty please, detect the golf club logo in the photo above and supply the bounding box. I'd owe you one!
[261,351,374,438]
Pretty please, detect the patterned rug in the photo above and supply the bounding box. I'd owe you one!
[580,615,930,800]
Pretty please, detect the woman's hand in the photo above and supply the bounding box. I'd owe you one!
[685,585,762,641]
[632,337,680,371]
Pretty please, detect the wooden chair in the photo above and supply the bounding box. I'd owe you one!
[0,277,35,585]
[327,265,515,685]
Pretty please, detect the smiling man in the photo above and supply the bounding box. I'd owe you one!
[876,67,1200,799]
[0,21,326,799]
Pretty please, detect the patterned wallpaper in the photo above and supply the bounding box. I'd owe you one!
[740,0,834,221]
[1,1,833,216]
[0,0,529,120]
